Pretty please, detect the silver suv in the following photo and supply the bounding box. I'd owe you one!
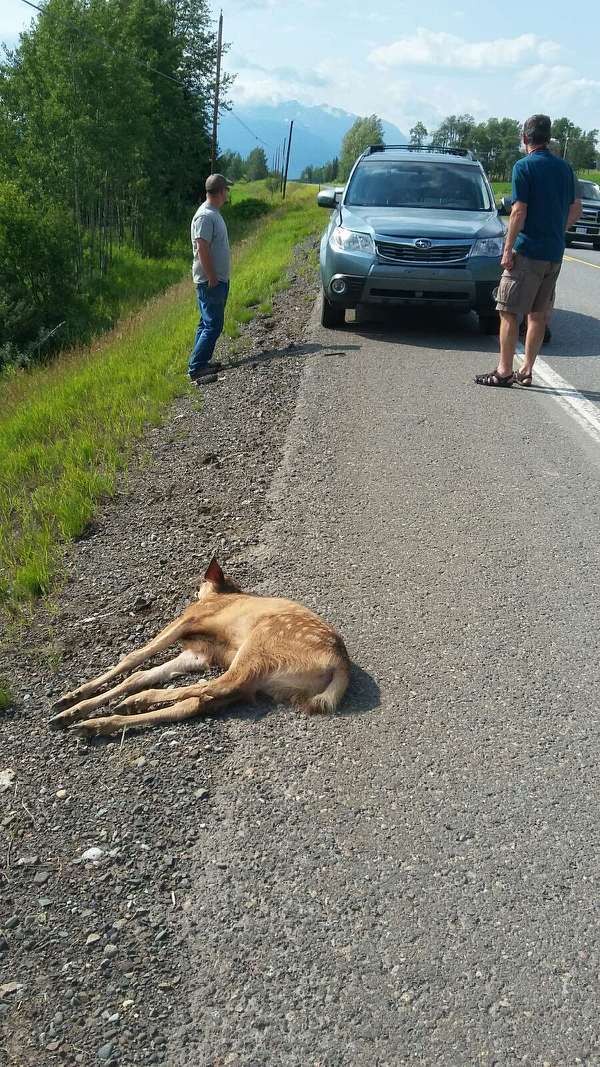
[318,144,503,332]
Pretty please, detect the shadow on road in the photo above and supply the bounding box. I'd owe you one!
[348,307,493,353]
[227,341,360,371]
[337,662,381,718]
[543,308,600,360]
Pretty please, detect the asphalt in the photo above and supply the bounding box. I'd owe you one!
[543,242,600,403]
[172,260,600,1065]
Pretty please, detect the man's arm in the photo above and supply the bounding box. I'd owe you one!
[195,238,218,287]
[567,198,582,229]
[501,201,527,271]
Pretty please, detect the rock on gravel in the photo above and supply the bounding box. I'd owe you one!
[0,238,320,1065]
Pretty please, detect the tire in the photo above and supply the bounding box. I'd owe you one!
[321,294,345,328]
[479,312,500,335]
[593,241,600,252]
[565,235,574,247]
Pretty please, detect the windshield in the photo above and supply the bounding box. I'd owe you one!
[345,160,493,211]
[578,180,600,201]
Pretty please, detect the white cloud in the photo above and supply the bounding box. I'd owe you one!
[228,60,331,106]
[517,64,600,111]
[370,29,561,71]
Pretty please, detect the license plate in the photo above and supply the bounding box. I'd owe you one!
[575,226,588,234]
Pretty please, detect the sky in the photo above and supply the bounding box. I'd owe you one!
[2,0,599,134]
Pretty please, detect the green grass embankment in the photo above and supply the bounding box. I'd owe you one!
[0,182,324,610]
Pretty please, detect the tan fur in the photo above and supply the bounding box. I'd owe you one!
[50,559,350,737]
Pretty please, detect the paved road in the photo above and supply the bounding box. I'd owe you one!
[545,244,600,403]
[174,259,600,1065]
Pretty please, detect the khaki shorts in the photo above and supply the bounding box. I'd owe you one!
[495,253,562,317]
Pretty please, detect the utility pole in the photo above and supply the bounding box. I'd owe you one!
[210,10,223,173]
[282,120,294,199]
[279,138,286,190]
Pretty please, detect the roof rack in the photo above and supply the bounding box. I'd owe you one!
[364,144,476,160]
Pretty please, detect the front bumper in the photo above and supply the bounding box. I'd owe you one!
[567,222,600,238]
[321,245,500,312]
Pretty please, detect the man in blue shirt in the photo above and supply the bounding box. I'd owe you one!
[475,114,581,387]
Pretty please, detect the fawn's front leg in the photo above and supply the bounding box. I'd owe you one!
[52,616,194,713]
[50,650,208,729]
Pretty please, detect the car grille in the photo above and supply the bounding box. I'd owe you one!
[370,288,469,300]
[581,207,600,222]
[375,239,471,264]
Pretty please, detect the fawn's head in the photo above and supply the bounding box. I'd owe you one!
[196,557,243,601]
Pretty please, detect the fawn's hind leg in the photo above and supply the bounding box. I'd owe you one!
[118,645,260,712]
[49,650,208,729]
[71,690,239,737]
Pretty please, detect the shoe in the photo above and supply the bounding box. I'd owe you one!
[190,362,224,382]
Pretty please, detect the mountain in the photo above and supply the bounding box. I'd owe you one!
[218,101,408,177]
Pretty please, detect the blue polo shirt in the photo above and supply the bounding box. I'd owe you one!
[512,149,575,262]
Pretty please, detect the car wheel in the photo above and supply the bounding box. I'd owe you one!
[321,294,345,328]
[565,236,574,247]
[593,241,600,252]
[479,312,500,335]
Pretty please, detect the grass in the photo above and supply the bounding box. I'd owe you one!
[0,182,324,611]
[0,681,12,710]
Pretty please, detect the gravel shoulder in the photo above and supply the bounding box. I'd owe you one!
[0,239,325,1067]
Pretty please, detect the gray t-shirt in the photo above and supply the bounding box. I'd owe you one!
[191,202,230,284]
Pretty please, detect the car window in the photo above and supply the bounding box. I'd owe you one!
[345,161,492,211]
[577,180,600,201]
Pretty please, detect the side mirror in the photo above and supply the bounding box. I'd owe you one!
[317,189,337,208]
[497,195,513,216]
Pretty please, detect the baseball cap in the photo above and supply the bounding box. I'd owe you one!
[205,173,233,193]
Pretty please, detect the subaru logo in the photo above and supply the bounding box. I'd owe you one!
[415,238,432,249]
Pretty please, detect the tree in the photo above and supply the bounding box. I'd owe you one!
[244,147,268,181]
[552,118,598,170]
[431,114,475,149]
[409,122,428,147]
[219,150,244,182]
[339,115,383,180]
[471,118,521,180]
[0,0,218,363]
[300,158,339,184]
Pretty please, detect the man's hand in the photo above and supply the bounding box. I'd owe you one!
[501,200,527,274]
[501,246,515,272]
[207,276,219,288]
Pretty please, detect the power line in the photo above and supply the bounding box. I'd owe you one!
[226,108,273,150]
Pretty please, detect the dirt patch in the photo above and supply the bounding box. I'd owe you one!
[0,238,324,1066]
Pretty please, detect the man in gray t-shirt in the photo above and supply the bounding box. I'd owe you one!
[188,173,232,382]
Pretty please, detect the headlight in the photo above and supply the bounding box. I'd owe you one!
[470,237,504,258]
[330,226,374,254]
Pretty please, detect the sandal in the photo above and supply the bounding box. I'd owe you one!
[474,369,514,387]
[515,369,533,386]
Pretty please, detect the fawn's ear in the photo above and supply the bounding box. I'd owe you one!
[204,557,225,588]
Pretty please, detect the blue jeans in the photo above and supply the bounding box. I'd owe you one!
[188,280,229,379]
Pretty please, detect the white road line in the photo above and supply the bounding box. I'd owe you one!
[515,344,600,447]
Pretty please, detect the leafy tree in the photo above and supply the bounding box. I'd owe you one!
[552,118,598,170]
[0,179,81,363]
[430,114,475,149]
[219,150,244,182]
[300,158,339,183]
[409,122,428,147]
[0,0,217,362]
[471,118,521,180]
[244,147,268,181]
[339,115,383,180]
